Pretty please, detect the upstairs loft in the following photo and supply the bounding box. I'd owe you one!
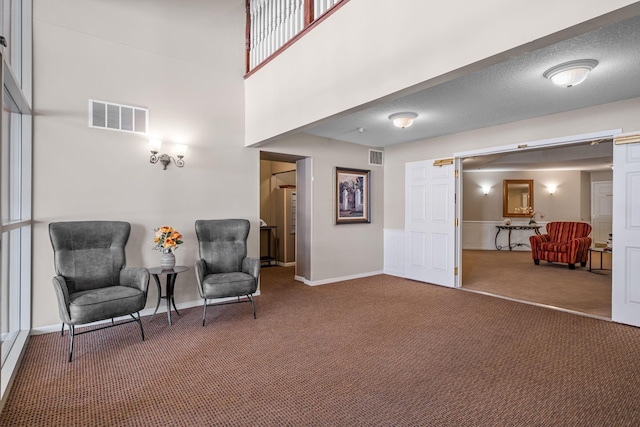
[246,0,348,75]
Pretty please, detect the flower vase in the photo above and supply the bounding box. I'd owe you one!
[160,252,175,270]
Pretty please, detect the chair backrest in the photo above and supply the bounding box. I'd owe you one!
[195,219,249,274]
[545,221,592,243]
[49,221,130,293]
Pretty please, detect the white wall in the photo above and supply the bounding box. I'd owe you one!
[591,170,614,182]
[32,1,257,329]
[245,0,639,145]
[384,97,640,229]
[261,133,384,282]
[463,170,587,222]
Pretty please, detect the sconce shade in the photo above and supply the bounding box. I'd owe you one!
[547,185,557,195]
[543,59,598,88]
[149,139,162,152]
[481,186,490,195]
[389,112,418,128]
[175,144,188,158]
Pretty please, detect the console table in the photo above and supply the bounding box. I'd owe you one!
[495,225,542,251]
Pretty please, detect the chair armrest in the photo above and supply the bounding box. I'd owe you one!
[531,234,551,243]
[529,233,551,247]
[529,234,551,258]
[242,257,260,282]
[569,236,593,256]
[195,259,207,298]
[120,267,149,294]
[52,275,72,324]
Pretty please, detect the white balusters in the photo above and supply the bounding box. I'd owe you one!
[314,0,339,18]
[248,0,338,71]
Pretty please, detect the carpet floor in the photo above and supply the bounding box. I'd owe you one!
[462,250,611,318]
[1,266,638,426]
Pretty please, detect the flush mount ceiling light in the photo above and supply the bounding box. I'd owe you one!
[389,112,418,128]
[543,59,598,88]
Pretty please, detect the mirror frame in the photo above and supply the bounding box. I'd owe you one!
[503,179,534,217]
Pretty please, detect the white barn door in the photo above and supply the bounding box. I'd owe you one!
[612,133,640,327]
[405,159,456,287]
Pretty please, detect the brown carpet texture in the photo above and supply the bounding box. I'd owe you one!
[2,266,639,426]
[462,250,612,318]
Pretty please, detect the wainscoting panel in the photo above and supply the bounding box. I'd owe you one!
[384,229,405,277]
[462,221,547,251]
[386,223,545,277]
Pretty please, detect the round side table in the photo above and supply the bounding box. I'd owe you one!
[148,266,189,326]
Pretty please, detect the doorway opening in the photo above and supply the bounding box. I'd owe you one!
[259,151,310,283]
[457,133,614,319]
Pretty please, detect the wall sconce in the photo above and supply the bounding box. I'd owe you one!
[149,139,186,170]
[547,185,557,195]
[389,112,418,128]
[543,59,598,88]
[481,186,491,196]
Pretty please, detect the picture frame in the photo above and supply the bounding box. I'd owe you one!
[335,167,370,224]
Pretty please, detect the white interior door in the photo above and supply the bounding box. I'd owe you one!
[405,159,456,287]
[612,134,640,327]
[591,181,613,245]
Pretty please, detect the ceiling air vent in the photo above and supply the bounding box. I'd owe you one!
[369,149,383,166]
[89,99,148,134]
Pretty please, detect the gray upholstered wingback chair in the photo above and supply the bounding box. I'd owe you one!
[49,221,149,362]
[195,219,260,326]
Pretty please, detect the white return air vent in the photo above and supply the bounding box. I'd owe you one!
[89,100,148,134]
[369,149,383,166]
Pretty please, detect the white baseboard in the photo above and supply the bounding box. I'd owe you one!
[31,290,261,335]
[277,261,296,267]
[297,270,384,286]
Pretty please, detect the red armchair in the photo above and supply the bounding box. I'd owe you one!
[529,222,592,269]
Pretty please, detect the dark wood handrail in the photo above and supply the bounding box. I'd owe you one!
[245,0,350,78]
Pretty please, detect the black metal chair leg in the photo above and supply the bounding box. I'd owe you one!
[135,312,145,341]
[61,323,65,336]
[248,294,256,319]
[129,313,145,341]
[202,299,207,326]
[68,325,75,363]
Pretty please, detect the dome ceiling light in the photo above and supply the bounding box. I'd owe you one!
[543,59,598,88]
[389,112,418,128]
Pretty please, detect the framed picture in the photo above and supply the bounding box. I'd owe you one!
[335,167,370,224]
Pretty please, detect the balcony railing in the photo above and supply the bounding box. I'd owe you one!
[246,0,348,75]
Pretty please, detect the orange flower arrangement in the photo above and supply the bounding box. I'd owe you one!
[153,226,183,253]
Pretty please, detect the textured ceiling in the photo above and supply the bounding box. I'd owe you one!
[303,15,640,149]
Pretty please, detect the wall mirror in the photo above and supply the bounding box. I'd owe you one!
[503,179,534,217]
